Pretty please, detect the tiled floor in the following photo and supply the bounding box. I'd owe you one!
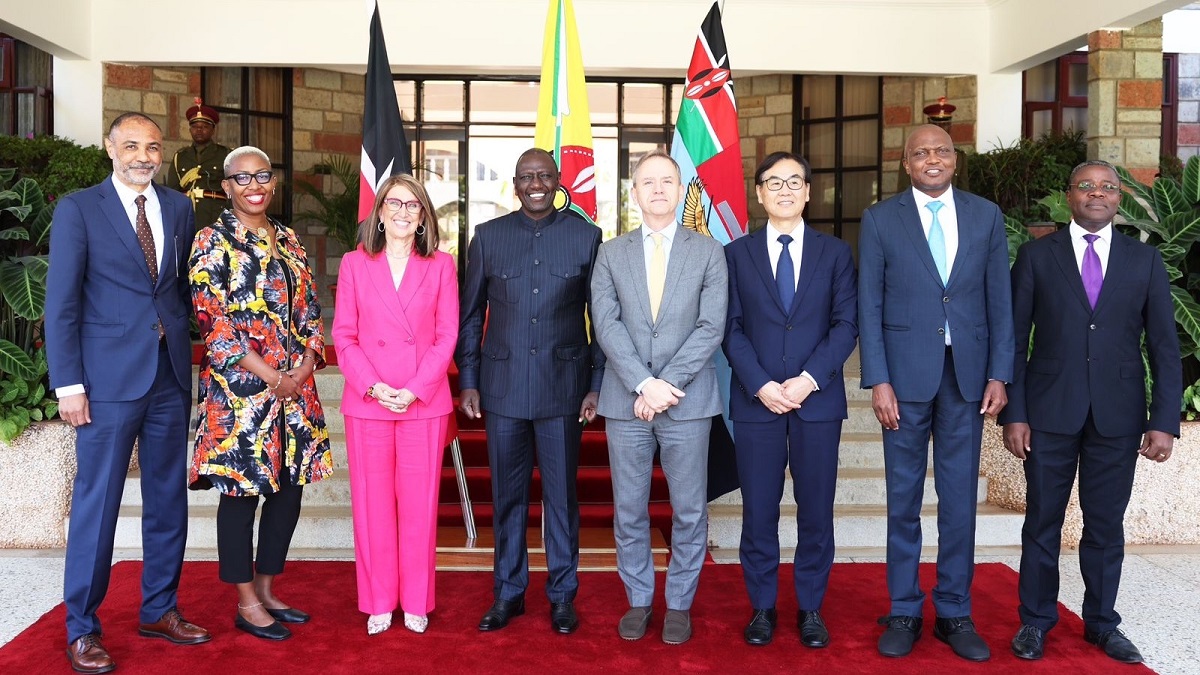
[3,547,1198,673]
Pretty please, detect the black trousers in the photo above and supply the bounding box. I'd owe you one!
[216,479,304,584]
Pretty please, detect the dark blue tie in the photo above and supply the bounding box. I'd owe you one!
[777,234,795,311]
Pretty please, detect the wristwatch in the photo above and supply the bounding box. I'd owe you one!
[366,385,376,399]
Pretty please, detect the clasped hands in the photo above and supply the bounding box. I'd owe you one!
[371,382,416,414]
[756,377,816,415]
[634,379,686,422]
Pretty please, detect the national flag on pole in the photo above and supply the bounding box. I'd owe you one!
[359,0,412,223]
[535,0,597,223]
[671,2,746,501]
[671,2,747,245]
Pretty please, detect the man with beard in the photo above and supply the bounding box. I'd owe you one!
[46,112,209,673]
[164,99,231,228]
[1001,160,1180,664]
[456,148,604,635]
[858,124,1013,662]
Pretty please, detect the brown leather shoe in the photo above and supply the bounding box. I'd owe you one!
[66,634,115,674]
[138,608,212,645]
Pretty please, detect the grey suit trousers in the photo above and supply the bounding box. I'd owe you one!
[606,415,710,610]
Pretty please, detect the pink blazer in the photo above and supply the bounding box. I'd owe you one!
[333,247,459,420]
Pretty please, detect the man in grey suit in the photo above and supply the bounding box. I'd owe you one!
[590,150,728,645]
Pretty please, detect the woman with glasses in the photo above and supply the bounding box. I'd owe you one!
[333,174,458,636]
[189,146,332,641]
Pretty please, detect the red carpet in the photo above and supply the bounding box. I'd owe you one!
[0,562,1154,674]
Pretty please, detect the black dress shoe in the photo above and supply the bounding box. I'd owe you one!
[234,614,291,640]
[550,602,579,634]
[1084,627,1143,664]
[798,610,830,648]
[743,608,777,646]
[877,615,922,657]
[1011,624,1045,660]
[934,616,990,662]
[266,607,310,624]
[478,597,525,631]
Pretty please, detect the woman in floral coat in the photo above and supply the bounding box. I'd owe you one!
[189,145,331,641]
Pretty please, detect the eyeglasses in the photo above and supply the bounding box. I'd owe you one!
[907,147,954,161]
[225,170,274,185]
[1072,181,1121,194]
[760,176,806,191]
[383,198,423,214]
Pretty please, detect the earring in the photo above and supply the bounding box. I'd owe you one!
[377,221,385,233]
[415,225,426,236]
[272,188,277,195]
[224,193,231,199]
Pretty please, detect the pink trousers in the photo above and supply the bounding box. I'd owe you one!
[345,414,447,615]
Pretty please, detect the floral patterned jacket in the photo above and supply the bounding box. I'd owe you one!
[188,210,332,496]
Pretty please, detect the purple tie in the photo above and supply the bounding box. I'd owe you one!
[1082,233,1102,309]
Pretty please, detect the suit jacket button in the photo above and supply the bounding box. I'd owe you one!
[533,288,539,294]
[378,340,385,346]
[530,348,537,355]
[151,322,159,331]
[943,296,950,303]
[501,274,508,279]
[937,328,945,335]
[652,332,659,338]
[531,318,538,324]
[1089,324,1096,330]
[786,325,793,331]
[407,337,415,344]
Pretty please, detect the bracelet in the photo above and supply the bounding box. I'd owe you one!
[366,385,376,399]
[300,352,315,364]
[268,371,283,390]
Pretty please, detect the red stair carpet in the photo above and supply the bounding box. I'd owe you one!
[0,562,1153,674]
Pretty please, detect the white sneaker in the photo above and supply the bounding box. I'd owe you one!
[404,612,428,634]
[367,613,392,635]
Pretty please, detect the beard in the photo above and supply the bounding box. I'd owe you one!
[114,160,159,187]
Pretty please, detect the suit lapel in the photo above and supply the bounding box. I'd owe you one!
[366,252,415,336]
[945,192,974,289]
[1048,229,1093,313]
[790,227,823,317]
[621,232,655,327]
[99,179,156,286]
[1093,233,1130,315]
[748,227,787,315]
[152,184,175,287]
[397,253,431,312]
[897,191,945,288]
[658,228,693,324]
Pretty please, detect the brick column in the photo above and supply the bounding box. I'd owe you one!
[737,74,794,225]
[1088,19,1163,185]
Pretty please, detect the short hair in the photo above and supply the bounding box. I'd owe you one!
[632,149,681,182]
[224,146,271,175]
[754,151,811,185]
[362,173,440,258]
[107,112,161,138]
[1068,160,1119,186]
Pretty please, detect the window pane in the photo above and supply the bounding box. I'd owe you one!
[670,83,684,126]
[1067,61,1088,99]
[395,80,416,120]
[470,81,538,124]
[843,76,878,116]
[1062,106,1087,135]
[803,123,836,168]
[593,134,618,239]
[622,139,663,235]
[15,41,51,88]
[206,68,242,108]
[807,172,835,220]
[1029,108,1053,138]
[622,83,664,125]
[801,75,836,120]
[213,112,242,148]
[589,82,617,125]
[842,170,878,216]
[419,134,465,262]
[249,69,284,113]
[1024,62,1055,103]
[423,80,464,122]
[842,119,879,166]
[249,117,284,165]
[466,128,533,240]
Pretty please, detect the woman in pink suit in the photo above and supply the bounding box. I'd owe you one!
[332,174,458,636]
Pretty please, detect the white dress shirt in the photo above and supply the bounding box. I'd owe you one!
[1068,221,1112,277]
[912,186,958,346]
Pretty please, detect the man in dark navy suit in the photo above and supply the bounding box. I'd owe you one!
[46,112,209,674]
[858,124,1014,662]
[1001,160,1181,664]
[456,148,604,635]
[723,152,857,648]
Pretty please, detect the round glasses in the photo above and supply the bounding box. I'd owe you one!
[383,198,423,214]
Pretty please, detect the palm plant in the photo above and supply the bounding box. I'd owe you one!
[294,155,362,251]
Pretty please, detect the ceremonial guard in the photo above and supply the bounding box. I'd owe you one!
[166,98,232,228]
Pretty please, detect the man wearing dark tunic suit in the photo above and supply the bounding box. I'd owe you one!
[165,98,232,228]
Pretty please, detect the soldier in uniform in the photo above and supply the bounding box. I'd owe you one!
[166,98,232,228]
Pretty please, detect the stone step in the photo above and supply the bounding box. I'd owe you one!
[708,469,988,508]
[707,502,1024,550]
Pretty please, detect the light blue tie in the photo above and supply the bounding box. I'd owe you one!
[926,200,948,285]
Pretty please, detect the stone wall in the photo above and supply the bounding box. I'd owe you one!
[1087,20,1163,185]
[737,74,794,227]
[1177,53,1200,162]
[102,64,201,161]
[881,76,976,199]
[0,423,77,547]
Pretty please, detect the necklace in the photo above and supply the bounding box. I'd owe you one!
[385,250,411,260]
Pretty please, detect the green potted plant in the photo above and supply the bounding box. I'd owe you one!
[1037,156,1200,417]
[294,154,362,252]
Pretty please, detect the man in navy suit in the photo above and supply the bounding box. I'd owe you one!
[723,152,857,648]
[456,148,604,635]
[46,112,209,674]
[1001,161,1181,664]
[858,124,1014,662]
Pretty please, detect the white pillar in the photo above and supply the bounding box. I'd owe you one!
[975,72,1024,152]
[52,57,104,143]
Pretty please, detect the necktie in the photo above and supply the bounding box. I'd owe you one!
[777,234,795,311]
[134,195,158,286]
[1082,233,1102,309]
[926,200,948,285]
[648,232,666,321]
